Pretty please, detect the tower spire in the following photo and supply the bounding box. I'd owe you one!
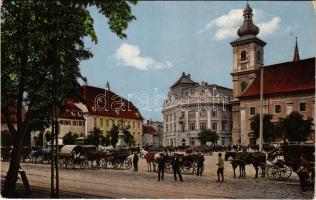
[293,37,300,61]
[237,2,260,37]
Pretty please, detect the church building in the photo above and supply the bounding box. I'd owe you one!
[230,3,315,145]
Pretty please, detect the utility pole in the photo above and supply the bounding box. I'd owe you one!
[259,66,264,152]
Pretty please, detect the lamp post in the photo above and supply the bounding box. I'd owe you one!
[259,66,264,152]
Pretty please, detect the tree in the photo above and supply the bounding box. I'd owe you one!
[62,131,79,145]
[198,129,219,146]
[106,125,135,147]
[279,111,314,142]
[1,0,137,197]
[85,128,107,146]
[250,114,278,144]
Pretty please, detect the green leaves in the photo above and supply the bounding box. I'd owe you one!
[198,129,219,145]
[250,114,276,144]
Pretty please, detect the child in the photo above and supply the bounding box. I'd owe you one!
[217,153,224,182]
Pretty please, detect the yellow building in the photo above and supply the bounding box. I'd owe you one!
[75,85,144,146]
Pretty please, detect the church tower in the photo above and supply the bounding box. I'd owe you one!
[230,3,266,144]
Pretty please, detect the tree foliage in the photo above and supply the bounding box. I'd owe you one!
[85,128,107,146]
[1,0,137,197]
[198,129,219,145]
[62,131,79,145]
[250,114,278,143]
[106,125,135,147]
[279,111,314,142]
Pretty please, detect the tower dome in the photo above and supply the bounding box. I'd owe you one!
[237,3,259,37]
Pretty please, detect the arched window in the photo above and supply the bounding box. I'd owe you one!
[240,82,247,92]
[240,50,247,61]
[256,50,261,63]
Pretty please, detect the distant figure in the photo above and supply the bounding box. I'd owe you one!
[172,154,183,182]
[157,153,165,181]
[196,152,205,176]
[133,152,139,172]
[297,154,310,192]
[217,153,224,182]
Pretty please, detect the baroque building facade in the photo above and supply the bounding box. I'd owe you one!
[162,72,232,147]
[231,3,315,145]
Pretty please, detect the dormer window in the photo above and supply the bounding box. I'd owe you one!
[240,50,247,61]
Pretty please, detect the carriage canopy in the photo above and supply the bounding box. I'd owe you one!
[60,145,84,155]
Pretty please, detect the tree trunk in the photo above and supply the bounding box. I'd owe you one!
[3,136,23,197]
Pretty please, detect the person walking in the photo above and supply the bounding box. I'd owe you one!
[133,152,139,172]
[216,152,224,182]
[196,152,205,176]
[172,154,183,182]
[157,153,165,181]
[297,154,310,192]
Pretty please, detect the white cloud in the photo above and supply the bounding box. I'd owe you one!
[114,43,173,70]
[199,9,282,40]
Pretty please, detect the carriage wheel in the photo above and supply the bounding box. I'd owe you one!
[181,161,194,175]
[124,159,132,170]
[165,163,172,174]
[279,165,292,180]
[67,159,74,169]
[266,165,280,181]
[113,159,121,169]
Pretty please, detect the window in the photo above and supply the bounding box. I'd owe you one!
[250,107,256,115]
[100,119,103,126]
[72,121,77,126]
[189,123,195,131]
[275,105,281,114]
[137,122,140,128]
[132,121,135,128]
[256,50,261,63]
[190,137,195,146]
[240,50,247,61]
[222,121,226,131]
[221,138,225,146]
[189,111,195,118]
[180,111,185,118]
[212,123,217,131]
[240,82,247,92]
[300,103,306,112]
[199,111,206,118]
[200,123,207,130]
[106,119,109,127]
[212,111,217,118]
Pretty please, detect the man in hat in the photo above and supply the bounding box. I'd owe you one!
[157,153,165,181]
[133,152,139,172]
[172,154,183,182]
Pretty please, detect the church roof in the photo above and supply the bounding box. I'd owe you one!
[239,57,315,98]
[79,85,143,120]
[58,101,85,120]
[170,72,198,88]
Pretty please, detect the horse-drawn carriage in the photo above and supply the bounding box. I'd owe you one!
[164,153,200,175]
[58,145,89,169]
[266,143,315,182]
[100,149,132,170]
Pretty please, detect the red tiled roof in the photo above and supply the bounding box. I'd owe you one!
[79,85,143,120]
[240,57,315,98]
[143,125,156,135]
[58,101,85,120]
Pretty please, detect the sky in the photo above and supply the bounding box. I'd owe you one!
[79,1,315,121]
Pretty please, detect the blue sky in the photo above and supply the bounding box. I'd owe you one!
[80,1,315,121]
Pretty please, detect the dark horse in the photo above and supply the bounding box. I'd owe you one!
[225,151,266,179]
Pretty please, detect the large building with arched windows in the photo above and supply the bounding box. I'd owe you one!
[162,72,232,147]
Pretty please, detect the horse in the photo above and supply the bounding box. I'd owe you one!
[86,151,107,168]
[225,151,266,179]
[143,151,157,172]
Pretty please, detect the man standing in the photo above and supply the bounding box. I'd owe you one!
[157,153,165,181]
[196,152,205,176]
[172,154,183,182]
[217,153,224,182]
[297,154,310,192]
[133,152,139,172]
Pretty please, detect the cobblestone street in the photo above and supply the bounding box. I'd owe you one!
[1,155,314,199]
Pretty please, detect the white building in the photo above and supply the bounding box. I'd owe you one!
[162,72,233,147]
